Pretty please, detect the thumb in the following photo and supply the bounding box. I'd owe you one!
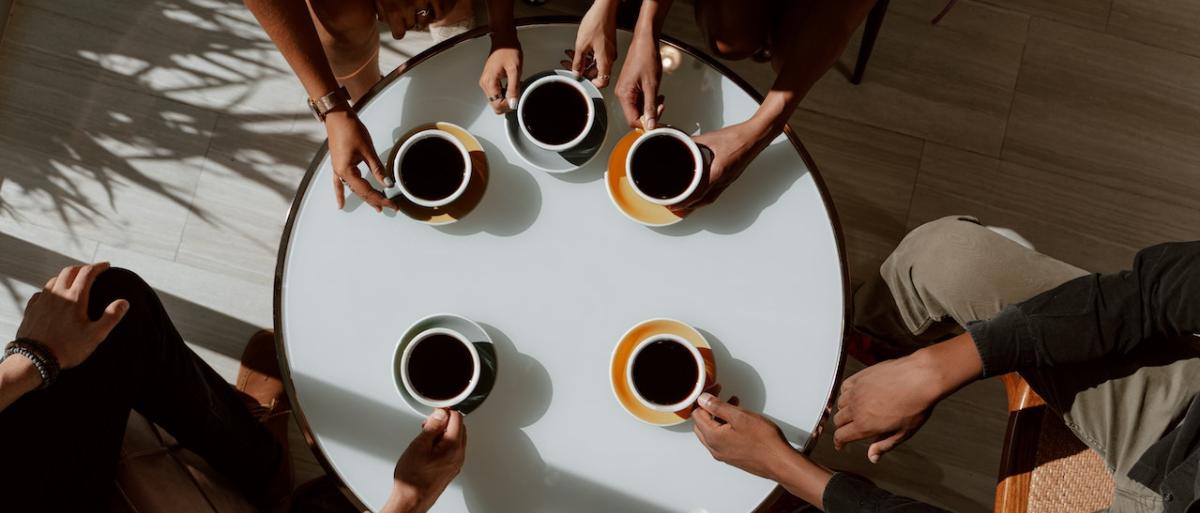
[642,89,658,130]
[364,149,392,191]
[867,431,906,463]
[420,408,451,439]
[92,299,130,341]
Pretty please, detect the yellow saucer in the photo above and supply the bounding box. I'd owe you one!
[605,130,687,227]
[610,318,716,426]
[386,122,488,225]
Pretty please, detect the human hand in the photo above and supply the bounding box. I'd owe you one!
[389,409,466,513]
[673,120,774,212]
[376,0,455,39]
[692,393,794,480]
[560,0,617,88]
[834,335,983,462]
[479,34,522,114]
[16,262,129,370]
[614,30,663,129]
[325,110,395,212]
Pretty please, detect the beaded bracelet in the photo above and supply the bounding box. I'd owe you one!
[3,338,60,389]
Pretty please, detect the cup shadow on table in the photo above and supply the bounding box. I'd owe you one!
[652,139,808,237]
[661,327,766,435]
[433,137,543,237]
[660,329,808,444]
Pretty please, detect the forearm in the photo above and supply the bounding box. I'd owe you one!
[769,450,834,509]
[379,484,423,513]
[243,0,340,99]
[752,0,877,134]
[634,0,673,40]
[486,0,517,41]
[968,241,1200,377]
[0,355,42,413]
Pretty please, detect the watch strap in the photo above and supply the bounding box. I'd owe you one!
[308,86,351,122]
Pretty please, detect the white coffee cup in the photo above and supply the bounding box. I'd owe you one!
[398,327,481,409]
[625,128,704,206]
[392,129,471,208]
[625,334,707,412]
[517,74,596,152]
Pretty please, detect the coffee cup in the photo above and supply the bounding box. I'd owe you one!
[517,74,596,152]
[392,129,471,208]
[398,327,481,409]
[625,334,707,412]
[625,127,704,207]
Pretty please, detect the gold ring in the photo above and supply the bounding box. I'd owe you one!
[486,94,503,102]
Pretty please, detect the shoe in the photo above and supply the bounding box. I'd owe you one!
[238,329,294,510]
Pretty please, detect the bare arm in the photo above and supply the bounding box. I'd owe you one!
[0,356,41,413]
[242,0,340,100]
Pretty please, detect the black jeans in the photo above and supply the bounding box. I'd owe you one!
[0,268,282,512]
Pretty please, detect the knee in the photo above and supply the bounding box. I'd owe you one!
[87,267,154,322]
[882,216,992,286]
[315,9,378,51]
[696,0,767,61]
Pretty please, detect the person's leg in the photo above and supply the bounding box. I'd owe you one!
[693,0,772,61]
[0,274,151,511]
[81,268,286,505]
[306,0,382,102]
[857,216,1188,511]
[853,215,1089,356]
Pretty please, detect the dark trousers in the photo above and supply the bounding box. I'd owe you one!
[0,268,282,512]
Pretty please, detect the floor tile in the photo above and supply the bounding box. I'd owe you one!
[804,0,1029,157]
[1108,0,1200,60]
[974,0,1111,30]
[1003,18,1200,225]
[792,109,924,285]
[908,143,1196,272]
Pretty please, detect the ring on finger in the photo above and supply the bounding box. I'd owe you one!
[486,94,503,102]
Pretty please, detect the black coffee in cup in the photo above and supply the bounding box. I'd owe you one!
[631,338,700,406]
[400,137,466,201]
[522,81,589,146]
[406,334,474,400]
[629,135,696,200]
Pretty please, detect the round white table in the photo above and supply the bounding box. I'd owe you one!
[276,19,847,513]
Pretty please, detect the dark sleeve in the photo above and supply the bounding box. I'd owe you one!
[823,473,951,513]
[967,242,1200,378]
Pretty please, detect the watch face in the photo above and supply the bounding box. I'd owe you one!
[308,99,324,121]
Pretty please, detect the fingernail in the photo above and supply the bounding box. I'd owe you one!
[431,409,448,421]
[869,454,879,464]
[384,177,395,188]
[699,393,714,407]
[507,97,518,111]
[645,117,657,130]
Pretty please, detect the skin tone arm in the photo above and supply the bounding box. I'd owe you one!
[380,408,467,513]
[478,0,521,114]
[563,0,620,89]
[244,0,396,212]
[614,0,672,130]
[693,392,833,509]
[1,263,130,414]
[833,332,984,462]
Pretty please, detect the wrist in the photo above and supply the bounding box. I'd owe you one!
[0,353,43,394]
[914,334,981,399]
[383,483,424,513]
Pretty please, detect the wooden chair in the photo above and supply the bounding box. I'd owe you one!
[995,374,1114,513]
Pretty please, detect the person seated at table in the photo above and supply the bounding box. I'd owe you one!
[0,262,466,513]
[244,0,488,213]
[691,216,1200,512]
[552,0,876,211]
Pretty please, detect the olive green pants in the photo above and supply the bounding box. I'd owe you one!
[854,216,1200,512]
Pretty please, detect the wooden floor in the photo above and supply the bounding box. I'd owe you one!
[1,0,1198,511]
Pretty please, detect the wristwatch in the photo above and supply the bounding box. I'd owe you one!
[307,86,351,122]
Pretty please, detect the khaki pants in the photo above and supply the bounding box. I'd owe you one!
[855,216,1200,513]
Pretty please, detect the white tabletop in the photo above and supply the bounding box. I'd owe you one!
[277,21,847,513]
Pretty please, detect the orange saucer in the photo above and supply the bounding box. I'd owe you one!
[386,122,488,225]
[610,318,716,426]
[604,130,687,227]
